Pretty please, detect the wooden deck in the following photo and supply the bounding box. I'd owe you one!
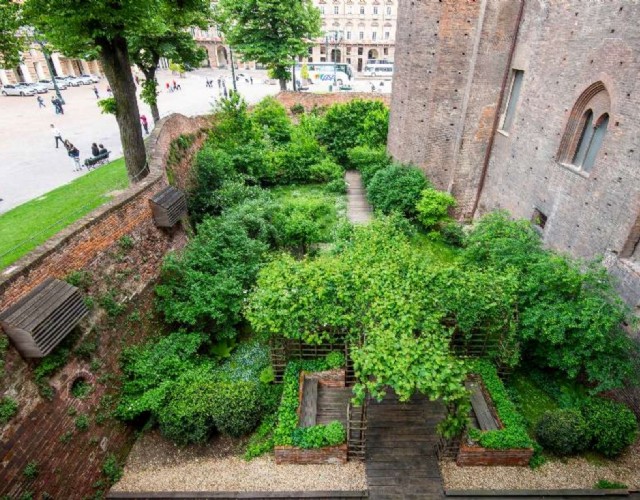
[317,386,352,426]
[366,391,446,499]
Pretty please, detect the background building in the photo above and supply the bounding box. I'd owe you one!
[387,0,640,308]
[309,0,397,72]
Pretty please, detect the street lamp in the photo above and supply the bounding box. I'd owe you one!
[324,30,344,87]
[23,28,65,104]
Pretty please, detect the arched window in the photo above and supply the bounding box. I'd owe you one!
[558,82,611,173]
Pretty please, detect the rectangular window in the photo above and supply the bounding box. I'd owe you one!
[347,57,352,64]
[384,31,390,40]
[386,6,392,15]
[347,6,352,14]
[372,32,377,41]
[334,6,339,14]
[360,6,365,14]
[320,6,325,14]
[308,57,313,62]
[320,57,326,62]
[320,45,326,54]
[501,69,524,132]
[359,31,364,40]
[383,47,388,55]
[373,6,378,14]
[346,31,351,40]
[308,47,313,55]
[346,46,352,55]
[358,47,363,55]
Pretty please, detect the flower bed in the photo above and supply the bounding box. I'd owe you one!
[459,360,534,467]
[274,357,348,465]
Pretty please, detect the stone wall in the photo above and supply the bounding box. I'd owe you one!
[276,91,390,112]
[0,113,209,499]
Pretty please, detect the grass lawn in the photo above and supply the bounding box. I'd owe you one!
[0,158,129,270]
[506,373,559,433]
[410,231,461,265]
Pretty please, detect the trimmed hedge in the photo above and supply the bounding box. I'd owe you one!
[468,360,534,450]
[582,397,637,457]
[535,408,587,456]
[274,357,347,449]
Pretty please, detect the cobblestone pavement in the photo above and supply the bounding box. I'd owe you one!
[0,69,391,214]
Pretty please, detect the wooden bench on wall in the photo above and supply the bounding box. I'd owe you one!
[0,278,89,358]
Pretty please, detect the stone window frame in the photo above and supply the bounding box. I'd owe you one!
[557,81,611,177]
[498,68,524,135]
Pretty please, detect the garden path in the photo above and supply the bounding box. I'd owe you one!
[366,391,446,499]
[345,170,373,224]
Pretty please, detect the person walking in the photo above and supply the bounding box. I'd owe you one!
[51,96,59,114]
[53,97,64,115]
[250,76,253,85]
[93,86,100,99]
[140,114,149,135]
[66,142,81,171]
[51,124,64,149]
[37,95,45,108]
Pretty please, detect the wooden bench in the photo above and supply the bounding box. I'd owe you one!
[299,377,318,428]
[466,380,500,431]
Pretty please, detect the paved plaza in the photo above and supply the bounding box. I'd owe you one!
[0,69,391,214]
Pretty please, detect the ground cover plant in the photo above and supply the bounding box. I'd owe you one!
[0,157,128,269]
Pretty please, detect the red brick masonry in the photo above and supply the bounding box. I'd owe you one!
[275,444,348,465]
[456,444,533,467]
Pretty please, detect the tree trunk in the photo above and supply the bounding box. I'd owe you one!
[100,36,148,182]
[279,78,287,91]
[142,67,161,124]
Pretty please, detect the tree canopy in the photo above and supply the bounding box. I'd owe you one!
[0,0,25,69]
[214,0,322,89]
[23,0,210,181]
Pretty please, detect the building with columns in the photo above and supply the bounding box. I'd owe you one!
[0,43,102,87]
[309,0,397,73]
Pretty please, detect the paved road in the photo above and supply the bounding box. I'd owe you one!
[0,68,390,214]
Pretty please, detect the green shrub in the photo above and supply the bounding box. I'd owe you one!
[75,414,89,431]
[440,221,466,247]
[468,361,534,449]
[273,198,335,255]
[595,480,628,489]
[325,351,345,369]
[23,461,38,480]
[367,165,428,218]
[346,146,390,186]
[308,158,343,183]
[317,100,389,163]
[323,420,347,446]
[324,178,348,195]
[290,103,305,115]
[66,270,92,290]
[209,381,266,437]
[70,379,92,399]
[0,396,18,425]
[265,128,326,185]
[535,409,587,456]
[415,188,457,230]
[204,180,270,217]
[581,398,637,457]
[252,97,292,144]
[102,454,123,485]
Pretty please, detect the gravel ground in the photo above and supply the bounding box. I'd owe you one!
[441,439,640,490]
[112,430,367,492]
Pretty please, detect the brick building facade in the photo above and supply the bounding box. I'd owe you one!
[388,0,640,309]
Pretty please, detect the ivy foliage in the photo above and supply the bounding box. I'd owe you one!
[274,358,346,448]
[463,211,639,393]
[468,360,534,450]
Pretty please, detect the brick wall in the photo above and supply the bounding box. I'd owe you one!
[0,113,209,499]
[275,444,348,465]
[456,444,533,467]
[276,91,390,112]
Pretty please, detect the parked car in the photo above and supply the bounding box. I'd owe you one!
[55,76,82,87]
[39,79,68,90]
[78,74,100,84]
[18,82,48,94]
[1,84,37,96]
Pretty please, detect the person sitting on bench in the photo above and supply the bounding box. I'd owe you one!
[98,144,107,155]
[91,143,100,157]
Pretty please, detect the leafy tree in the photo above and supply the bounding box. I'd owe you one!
[23,0,209,181]
[129,18,208,123]
[214,0,322,90]
[251,96,292,144]
[0,0,24,69]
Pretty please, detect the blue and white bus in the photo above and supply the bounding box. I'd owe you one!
[295,62,354,87]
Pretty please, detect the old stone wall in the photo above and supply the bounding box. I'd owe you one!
[276,91,390,112]
[0,113,209,499]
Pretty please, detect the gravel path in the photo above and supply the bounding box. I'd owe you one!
[112,430,367,492]
[441,439,640,490]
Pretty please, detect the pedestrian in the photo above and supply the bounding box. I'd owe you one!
[66,142,81,171]
[56,98,64,115]
[51,96,59,114]
[172,80,177,91]
[106,86,113,97]
[217,77,222,89]
[140,114,149,134]
[51,124,64,149]
[135,75,140,86]
[250,76,253,85]
[165,82,170,92]
[37,95,45,108]
[93,86,100,99]
[177,83,181,91]
[91,143,100,156]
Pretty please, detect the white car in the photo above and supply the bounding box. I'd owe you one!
[39,79,68,90]
[19,82,48,94]
[2,84,37,96]
[78,74,100,84]
[55,76,82,87]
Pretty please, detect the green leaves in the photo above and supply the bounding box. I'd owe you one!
[0,0,25,69]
